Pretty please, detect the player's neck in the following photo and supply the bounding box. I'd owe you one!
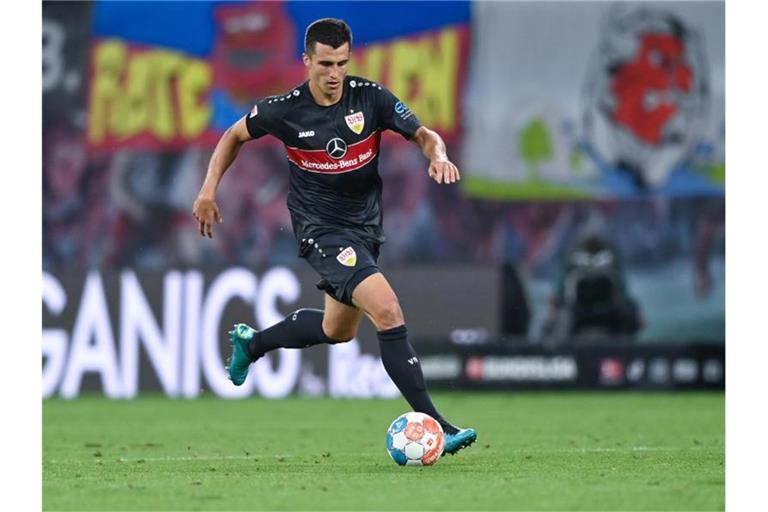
[308,79,343,107]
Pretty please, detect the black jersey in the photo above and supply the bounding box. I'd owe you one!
[244,76,422,245]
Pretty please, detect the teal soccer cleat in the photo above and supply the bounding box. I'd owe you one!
[443,427,477,456]
[226,323,258,386]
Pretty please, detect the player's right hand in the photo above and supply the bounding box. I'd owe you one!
[192,196,222,238]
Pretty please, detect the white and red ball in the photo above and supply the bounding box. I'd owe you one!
[386,412,445,466]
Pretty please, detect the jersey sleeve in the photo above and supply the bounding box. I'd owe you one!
[244,98,279,139]
[374,86,422,140]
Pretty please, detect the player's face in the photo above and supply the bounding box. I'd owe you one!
[303,42,350,99]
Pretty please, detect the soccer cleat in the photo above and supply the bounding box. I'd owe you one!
[442,427,477,456]
[226,323,258,386]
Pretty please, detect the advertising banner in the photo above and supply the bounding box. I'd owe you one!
[43,266,722,398]
[42,266,499,399]
[419,342,724,390]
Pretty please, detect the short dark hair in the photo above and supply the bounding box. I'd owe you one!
[304,18,352,55]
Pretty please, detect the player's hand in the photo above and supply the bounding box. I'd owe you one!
[192,195,222,238]
[428,158,461,184]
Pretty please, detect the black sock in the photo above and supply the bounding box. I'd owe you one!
[378,325,458,435]
[247,309,340,360]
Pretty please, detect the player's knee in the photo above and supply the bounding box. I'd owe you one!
[373,298,404,330]
[322,320,356,343]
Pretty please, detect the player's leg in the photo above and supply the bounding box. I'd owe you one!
[321,293,365,341]
[226,295,359,386]
[248,293,361,358]
[351,273,444,424]
[227,232,371,386]
[352,272,477,453]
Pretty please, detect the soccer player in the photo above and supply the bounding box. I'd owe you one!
[193,18,477,455]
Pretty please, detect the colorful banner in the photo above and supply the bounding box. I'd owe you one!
[84,0,470,150]
[462,1,724,198]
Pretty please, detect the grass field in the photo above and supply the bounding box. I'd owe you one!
[43,392,724,511]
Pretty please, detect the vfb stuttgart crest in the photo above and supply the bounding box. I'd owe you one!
[345,112,365,135]
[337,247,357,267]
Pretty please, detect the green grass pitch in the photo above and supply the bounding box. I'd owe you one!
[43,392,724,511]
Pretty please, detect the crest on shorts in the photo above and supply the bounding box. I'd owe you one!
[337,247,357,267]
[345,112,365,135]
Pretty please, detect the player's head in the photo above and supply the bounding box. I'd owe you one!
[303,18,352,98]
[304,18,352,55]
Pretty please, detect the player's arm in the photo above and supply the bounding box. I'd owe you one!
[411,126,461,185]
[373,84,460,185]
[193,117,252,238]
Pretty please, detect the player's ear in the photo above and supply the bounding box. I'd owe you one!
[302,53,311,67]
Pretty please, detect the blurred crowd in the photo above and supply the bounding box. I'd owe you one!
[43,128,724,280]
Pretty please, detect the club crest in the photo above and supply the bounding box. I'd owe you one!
[345,112,365,135]
[337,247,357,267]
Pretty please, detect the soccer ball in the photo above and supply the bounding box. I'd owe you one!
[386,412,445,466]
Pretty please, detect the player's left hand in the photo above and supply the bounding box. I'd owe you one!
[428,158,461,184]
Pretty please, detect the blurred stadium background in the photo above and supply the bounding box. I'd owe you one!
[42,0,724,400]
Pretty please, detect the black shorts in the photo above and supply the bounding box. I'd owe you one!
[299,232,381,307]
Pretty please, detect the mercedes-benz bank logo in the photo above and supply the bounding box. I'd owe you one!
[326,138,347,159]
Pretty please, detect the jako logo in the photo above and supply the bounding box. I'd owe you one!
[408,357,419,365]
[298,130,315,138]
